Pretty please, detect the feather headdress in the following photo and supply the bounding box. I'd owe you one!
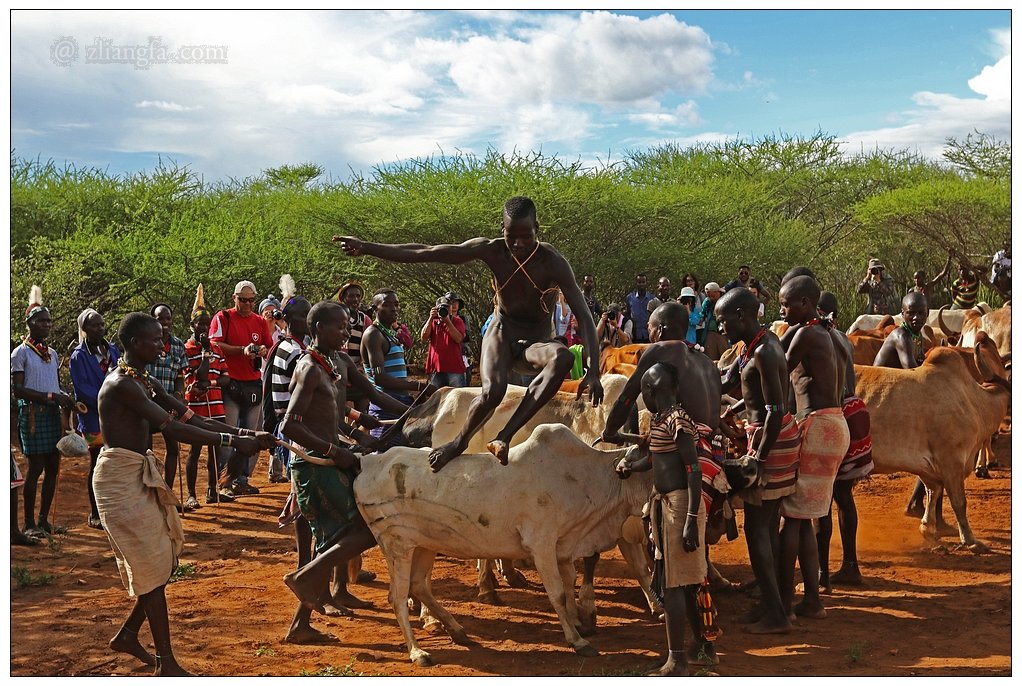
[25,285,49,322]
[279,274,297,303]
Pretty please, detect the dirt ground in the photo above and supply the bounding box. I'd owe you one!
[9,434,1012,677]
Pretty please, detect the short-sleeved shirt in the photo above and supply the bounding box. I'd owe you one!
[649,406,699,455]
[184,338,228,418]
[11,343,62,394]
[951,275,979,309]
[425,316,466,375]
[209,308,274,382]
[625,291,656,342]
[145,335,187,394]
[723,277,765,295]
[268,335,306,418]
[859,274,899,315]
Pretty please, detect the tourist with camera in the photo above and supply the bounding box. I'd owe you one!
[260,295,287,345]
[209,280,273,497]
[421,291,467,388]
[857,258,899,315]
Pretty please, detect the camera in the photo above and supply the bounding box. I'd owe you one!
[271,309,284,320]
[870,268,881,275]
[436,297,451,319]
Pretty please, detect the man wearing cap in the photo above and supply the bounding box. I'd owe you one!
[209,280,274,496]
[260,295,287,345]
[857,258,899,315]
[12,286,74,539]
[70,308,121,528]
[420,291,468,388]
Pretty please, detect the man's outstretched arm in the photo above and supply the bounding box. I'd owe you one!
[334,235,491,265]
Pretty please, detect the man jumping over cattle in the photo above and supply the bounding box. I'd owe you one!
[602,302,722,674]
[335,196,604,471]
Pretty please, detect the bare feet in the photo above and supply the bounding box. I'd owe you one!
[87,516,104,530]
[427,441,464,473]
[794,600,827,619]
[109,629,156,666]
[154,656,194,676]
[11,530,38,546]
[284,624,335,644]
[647,653,689,676]
[283,572,325,614]
[744,618,792,634]
[330,589,373,610]
[830,564,863,586]
[486,439,509,466]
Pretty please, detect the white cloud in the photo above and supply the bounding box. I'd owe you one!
[627,101,701,128]
[136,100,201,112]
[841,29,1010,158]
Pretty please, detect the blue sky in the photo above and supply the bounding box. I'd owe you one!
[9,9,1011,182]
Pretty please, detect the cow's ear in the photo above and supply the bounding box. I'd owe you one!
[974,332,1005,382]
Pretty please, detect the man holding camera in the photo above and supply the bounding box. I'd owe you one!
[209,280,273,496]
[857,258,899,315]
[420,292,467,388]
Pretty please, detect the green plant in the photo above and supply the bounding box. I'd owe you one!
[848,642,865,664]
[298,661,365,677]
[254,645,276,657]
[169,562,197,583]
[12,565,56,588]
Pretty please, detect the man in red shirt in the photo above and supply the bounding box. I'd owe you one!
[420,292,467,388]
[209,280,273,496]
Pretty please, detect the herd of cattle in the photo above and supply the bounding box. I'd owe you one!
[346,301,1011,666]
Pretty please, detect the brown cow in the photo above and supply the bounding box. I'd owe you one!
[957,301,1011,357]
[855,332,1010,551]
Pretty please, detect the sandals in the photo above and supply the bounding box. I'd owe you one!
[87,516,104,530]
[183,496,201,512]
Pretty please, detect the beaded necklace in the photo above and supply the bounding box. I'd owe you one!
[900,322,925,365]
[118,358,155,396]
[23,336,52,363]
[737,327,768,371]
[307,345,341,381]
[373,319,402,349]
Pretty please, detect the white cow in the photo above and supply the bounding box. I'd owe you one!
[401,374,656,631]
[355,424,652,666]
[846,303,992,336]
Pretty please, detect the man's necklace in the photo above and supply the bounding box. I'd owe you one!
[901,322,925,363]
[118,359,155,396]
[738,327,768,371]
[23,336,51,363]
[373,319,401,348]
[307,345,340,381]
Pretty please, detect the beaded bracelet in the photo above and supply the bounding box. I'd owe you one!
[685,463,702,474]
[285,412,303,423]
[219,433,234,447]
[764,404,784,412]
[347,408,362,423]
[686,512,698,518]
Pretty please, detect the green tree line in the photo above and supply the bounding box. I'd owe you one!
[10,132,1010,365]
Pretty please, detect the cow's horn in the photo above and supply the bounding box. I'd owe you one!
[936,305,954,338]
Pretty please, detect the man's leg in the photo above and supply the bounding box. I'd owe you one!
[139,584,192,676]
[816,503,834,593]
[684,584,718,666]
[162,436,179,489]
[830,480,863,584]
[487,342,574,464]
[109,597,156,665]
[87,446,103,526]
[648,586,689,676]
[219,396,243,490]
[793,520,826,618]
[11,488,37,546]
[446,372,467,389]
[238,402,262,491]
[427,332,509,471]
[37,451,62,533]
[284,517,378,611]
[22,453,45,531]
[742,500,790,633]
[186,443,201,499]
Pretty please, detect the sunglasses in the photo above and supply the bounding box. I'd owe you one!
[236,296,256,303]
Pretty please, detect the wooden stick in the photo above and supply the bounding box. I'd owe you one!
[273,438,335,467]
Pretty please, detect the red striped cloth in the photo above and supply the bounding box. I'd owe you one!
[837,395,874,482]
[742,413,801,505]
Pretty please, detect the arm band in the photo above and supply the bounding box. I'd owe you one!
[154,413,172,432]
[764,404,784,412]
[687,512,698,519]
[684,463,702,475]
[180,408,195,422]
[326,444,341,459]
[219,433,234,447]
[284,412,302,423]
[347,408,361,423]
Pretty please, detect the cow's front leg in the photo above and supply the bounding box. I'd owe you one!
[530,548,598,657]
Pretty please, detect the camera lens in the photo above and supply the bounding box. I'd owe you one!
[438,305,449,318]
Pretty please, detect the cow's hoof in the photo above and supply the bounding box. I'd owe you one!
[423,619,444,635]
[573,642,600,657]
[411,650,434,667]
[477,591,503,606]
[577,622,596,638]
[975,466,992,479]
[407,598,421,614]
[919,523,939,541]
[450,628,475,646]
[968,541,991,554]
